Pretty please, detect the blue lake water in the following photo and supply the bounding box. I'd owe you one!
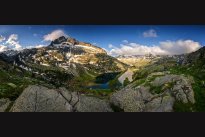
[86,83,109,89]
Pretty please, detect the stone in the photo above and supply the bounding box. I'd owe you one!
[110,74,195,112]
[0,98,11,112]
[144,93,175,112]
[10,85,113,112]
[152,74,195,104]
[75,95,113,112]
[110,86,153,112]
[10,85,73,112]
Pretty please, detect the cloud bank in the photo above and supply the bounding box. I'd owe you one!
[43,30,68,41]
[5,34,22,51]
[0,30,65,52]
[143,29,158,38]
[26,44,46,49]
[0,34,24,52]
[108,40,201,56]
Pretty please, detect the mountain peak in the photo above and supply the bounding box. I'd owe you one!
[67,37,79,45]
[51,36,67,45]
[50,36,80,46]
[49,36,107,53]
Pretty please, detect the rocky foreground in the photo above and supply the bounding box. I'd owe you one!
[9,85,113,112]
[111,74,195,112]
[0,73,196,112]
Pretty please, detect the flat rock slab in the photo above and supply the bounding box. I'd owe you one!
[76,95,113,112]
[10,85,113,112]
[10,85,73,112]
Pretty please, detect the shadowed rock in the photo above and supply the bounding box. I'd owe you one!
[0,98,11,112]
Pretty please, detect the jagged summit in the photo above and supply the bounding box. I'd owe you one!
[49,36,107,54]
[50,36,79,45]
[51,36,68,45]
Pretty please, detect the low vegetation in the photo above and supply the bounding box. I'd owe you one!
[169,64,205,112]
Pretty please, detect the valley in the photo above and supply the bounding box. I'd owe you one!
[0,36,205,112]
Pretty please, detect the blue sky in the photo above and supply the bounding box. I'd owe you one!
[0,25,205,55]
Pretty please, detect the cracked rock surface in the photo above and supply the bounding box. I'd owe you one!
[110,86,173,112]
[10,86,73,112]
[110,74,195,112]
[75,95,113,112]
[10,85,112,112]
[9,74,196,112]
[152,74,195,104]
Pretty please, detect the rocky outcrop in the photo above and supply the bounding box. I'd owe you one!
[75,95,113,112]
[110,86,174,112]
[0,98,11,112]
[110,74,195,112]
[182,46,205,65]
[67,37,79,45]
[51,36,67,45]
[144,93,174,112]
[9,73,196,112]
[10,86,73,112]
[10,85,113,112]
[78,42,92,47]
[152,74,195,104]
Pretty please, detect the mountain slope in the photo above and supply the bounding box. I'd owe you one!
[182,46,205,66]
[110,46,205,112]
[12,36,127,74]
[0,36,128,93]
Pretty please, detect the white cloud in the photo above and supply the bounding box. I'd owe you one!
[108,44,115,48]
[1,34,47,52]
[26,44,46,49]
[0,35,6,42]
[43,30,68,41]
[6,34,18,43]
[122,40,128,43]
[108,40,201,56]
[143,29,158,38]
[159,40,201,55]
[5,34,22,51]
[109,43,166,56]
[0,45,8,52]
[35,45,45,48]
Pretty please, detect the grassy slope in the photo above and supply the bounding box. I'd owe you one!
[127,57,205,112]
[0,60,56,101]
